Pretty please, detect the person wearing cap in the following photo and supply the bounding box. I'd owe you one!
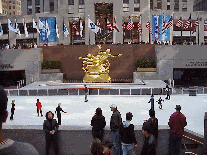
[168,105,187,155]
[0,86,39,154]
[119,112,137,155]
[148,94,154,111]
[55,103,67,125]
[110,104,122,155]
[84,85,88,102]
[10,100,15,120]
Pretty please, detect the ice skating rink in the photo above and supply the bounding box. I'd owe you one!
[3,94,207,136]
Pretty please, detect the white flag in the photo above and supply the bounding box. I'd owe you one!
[15,19,21,37]
[56,24,59,38]
[64,24,69,37]
[88,18,99,34]
[46,20,50,39]
[80,20,83,37]
[8,19,16,32]
[23,19,28,37]
[39,20,46,29]
[0,23,3,37]
[33,19,40,33]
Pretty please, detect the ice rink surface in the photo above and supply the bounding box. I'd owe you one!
[3,94,207,136]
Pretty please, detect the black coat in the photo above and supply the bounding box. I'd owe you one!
[145,117,158,139]
[43,119,59,138]
[55,106,65,117]
[91,115,106,131]
[11,104,15,113]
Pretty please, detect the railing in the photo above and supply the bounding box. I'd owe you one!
[4,87,207,96]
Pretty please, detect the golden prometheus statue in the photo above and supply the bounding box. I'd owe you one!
[79,45,122,82]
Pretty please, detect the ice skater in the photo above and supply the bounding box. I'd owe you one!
[36,99,43,117]
[156,97,164,110]
[84,85,88,102]
[165,83,170,100]
[148,94,154,111]
[55,103,67,125]
[10,100,15,120]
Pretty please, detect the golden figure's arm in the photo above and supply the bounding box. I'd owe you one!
[109,54,122,58]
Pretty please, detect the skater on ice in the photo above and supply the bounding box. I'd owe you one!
[84,85,88,102]
[55,103,67,125]
[10,100,15,121]
[148,94,154,111]
[156,97,164,110]
[165,83,170,100]
[36,99,43,117]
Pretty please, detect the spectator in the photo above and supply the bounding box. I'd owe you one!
[55,103,67,125]
[34,42,37,48]
[165,83,170,100]
[141,124,156,155]
[18,44,21,49]
[102,140,113,155]
[5,44,9,50]
[43,111,59,155]
[0,86,39,154]
[10,100,15,120]
[143,110,158,144]
[119,112,137,155]
[36,99,43,117]
[110,104,122,155]
[91,107,106,142]
[168,105,187,155]
[90,138,103,155]
[148,94,154,111]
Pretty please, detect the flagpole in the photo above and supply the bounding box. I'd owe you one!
[7,16,9,46]
[63,17,64,42]
[47,19,48,46]
[32,18,34,47]
[149,10,151,44]
[198,13,199,45]
[190,13,191,43]
[88,15,90,45]
[140,15,142,42]
[181,15,183,44]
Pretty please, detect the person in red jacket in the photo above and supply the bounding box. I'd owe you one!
[102,140,113,155]
[36,99,43,117]
[168,105,187,155]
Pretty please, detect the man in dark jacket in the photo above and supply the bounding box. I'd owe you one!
[119,112,137,155]
[84,85,88,102]
[55,103,67,125]
[168,105,187,155]
[10,100,15,120]
[110,104,122,155]
[165,84,170,100]
[148,94,154,111]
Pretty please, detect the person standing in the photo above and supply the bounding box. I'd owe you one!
[168,105,187,155]
[110,104,122,155]
[43,111,59,155]
[156,97,164,110]
[91,107,106,142]
[55,103,67,125]
[165,84,170,100]
[119,112,137,155]
[10,100,15,120]
[36,99,43,117]
[148,94,154,111]
[84,85,88,102]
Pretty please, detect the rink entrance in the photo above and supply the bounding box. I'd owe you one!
[173,68,207,86]
[0,70,26,88]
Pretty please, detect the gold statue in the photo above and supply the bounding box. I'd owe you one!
[79,45,122,82]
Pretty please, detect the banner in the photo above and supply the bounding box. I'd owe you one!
[152,14,171,41]
[39,17,47,43]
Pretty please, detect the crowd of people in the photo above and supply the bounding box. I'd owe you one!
[0,85,188,155]
[0,43,37,50]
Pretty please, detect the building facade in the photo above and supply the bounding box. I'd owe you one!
[193,0,207,11]
[0,0,21,15]
[0,0,207,47]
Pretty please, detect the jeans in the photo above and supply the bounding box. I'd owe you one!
[121,142,135,155]
[85,92,87,101]
[111,129,120,155]
[168,132,182,155]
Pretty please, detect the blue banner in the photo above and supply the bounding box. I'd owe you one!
[39,17,56,43]
[152,14,171,41]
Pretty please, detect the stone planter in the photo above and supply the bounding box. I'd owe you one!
[137,68,156,72]
[42,69,61,73]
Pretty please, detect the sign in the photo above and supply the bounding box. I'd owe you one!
[39,17,47,43]
[186,62,207,67]
[0,64,14,69]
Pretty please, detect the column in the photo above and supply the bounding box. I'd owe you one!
[113,1,123,44]
[162,0,167,10]
[44,0,50,12]
[32,0,35,15]
[54,0,58,13]
[204,112,207,154]
[40,0,44,13]
[129,0,133,15]
[21,0,27,15]
[199,15,204,45]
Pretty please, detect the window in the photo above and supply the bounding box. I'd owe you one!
[13,6,15,9]
[123,0,129,4]
[27,0,32,6]
[79,0,84,5]
[134,7,140,12]
[167,0,170,2]
[9,6,11,9]
[13,11,15,14]
[167,5,170,10]
[50,2,54,11]
[150,0,153,9]
[174,0,179,11]
[134,0,140,4]
[68,0,74,5]
[182,0,187,1]
[35,0,40,5]
[182,2,187,11]
[157,0,162,9]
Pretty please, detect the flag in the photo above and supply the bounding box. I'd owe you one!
[126,16,134,31]
[88,18,99,34]
[8,19,16,32]
[72,20,78,32]
[33,19,40,33]
[122,19,126,36]
[39,20,46,29]
[113,16,119,32]
[46,20,50,39]
[192,18,199,34]
[137,22,142,35]
[146,21,152,34]
[106,18,113,32]
[156,16,160,35]
[80,19,83,37]
[184,14,191,29]
[97,19,102,33]
[56,24,59,38]
[0,23,3,37]
[164,16,173,31]
[15,19,21,37]
[23,18,28,37]
[204,19,207,30]
[161,15,165,33]
[64,24,69,37]
[176,17,183,27]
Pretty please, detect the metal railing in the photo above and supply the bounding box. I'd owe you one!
[4,87,207,96]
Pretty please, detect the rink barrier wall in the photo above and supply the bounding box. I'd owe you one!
[4,87,207,96]
[1,125,204,155]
